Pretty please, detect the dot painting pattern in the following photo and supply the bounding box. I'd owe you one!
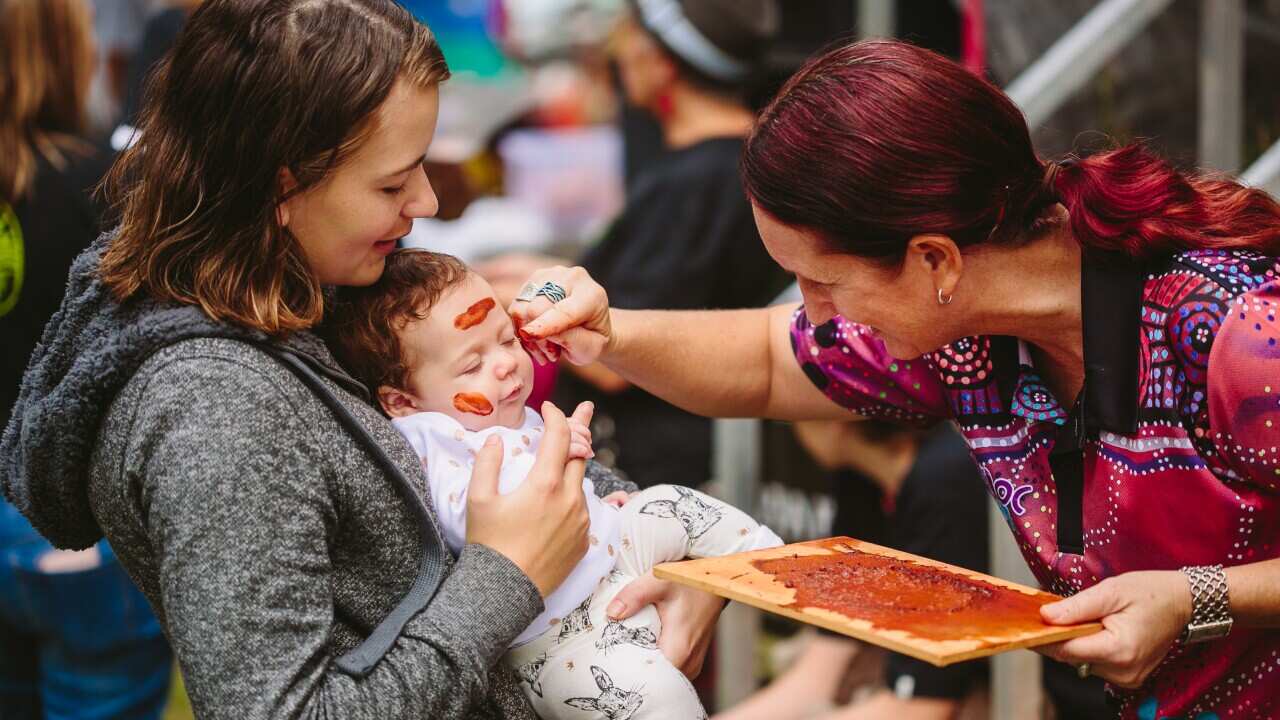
[791,248,1280,719]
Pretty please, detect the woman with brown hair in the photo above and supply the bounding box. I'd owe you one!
[513,39,1280,719]
[1,0,721,717]
[0,1,174,717]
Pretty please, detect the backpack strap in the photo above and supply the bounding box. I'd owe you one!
[256,343,447,677]
[1054,251,1145,557]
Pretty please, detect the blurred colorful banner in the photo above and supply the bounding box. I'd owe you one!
[402,0,513,78]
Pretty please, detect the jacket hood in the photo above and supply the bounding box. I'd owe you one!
[0,232,359,549]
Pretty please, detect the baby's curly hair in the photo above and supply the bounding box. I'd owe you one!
[326,249,470,394]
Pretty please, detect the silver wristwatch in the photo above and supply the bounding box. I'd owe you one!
[1179,564,1233,644]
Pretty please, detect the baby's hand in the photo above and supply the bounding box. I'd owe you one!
[600,491,635,508]
[567,416,594,460]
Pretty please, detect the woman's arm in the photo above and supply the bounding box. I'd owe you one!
[125,358,549,719]
[511,265,851,421]
[1226,559,1280,628]
[565,361,632,394]
[604,305,847,419]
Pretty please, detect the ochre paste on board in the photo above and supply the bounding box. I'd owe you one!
[751,540,1056,643]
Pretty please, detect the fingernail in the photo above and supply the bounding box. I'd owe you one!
[484,435,500,447]
[606,599,625,618]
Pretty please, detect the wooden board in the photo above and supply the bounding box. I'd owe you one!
[654,536,1101,667]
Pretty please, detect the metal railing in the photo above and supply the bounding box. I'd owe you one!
[1004,0,1176,130]
[1244,140,1280,194]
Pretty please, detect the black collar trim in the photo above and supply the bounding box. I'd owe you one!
[1079,249,1145,433]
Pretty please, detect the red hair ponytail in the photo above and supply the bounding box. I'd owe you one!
[743,40,1280,263]
[1050,144,1280,260]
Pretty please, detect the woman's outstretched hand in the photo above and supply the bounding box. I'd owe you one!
[508,266,612,366]
[606,571,727,678]
[465,401,594,598]
[1036,569,1192,688]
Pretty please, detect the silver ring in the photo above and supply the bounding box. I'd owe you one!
[533,281,567,304]
[514,282,540,303]
[1075,662,1091,679]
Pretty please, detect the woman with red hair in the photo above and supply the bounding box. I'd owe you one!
[512,40,1280,718]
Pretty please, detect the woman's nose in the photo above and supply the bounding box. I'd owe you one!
[797,285,836,325]
[403,167,439,219]
[804,303,836,326]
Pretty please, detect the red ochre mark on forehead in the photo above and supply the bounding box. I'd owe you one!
[453,392,494,416]
[454,297,496,330]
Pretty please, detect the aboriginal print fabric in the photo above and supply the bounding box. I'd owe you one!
[792,248,1280,718]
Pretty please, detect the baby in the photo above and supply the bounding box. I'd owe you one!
[329,249,782,720]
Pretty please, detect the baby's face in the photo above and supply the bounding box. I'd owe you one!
[387,274,535,430]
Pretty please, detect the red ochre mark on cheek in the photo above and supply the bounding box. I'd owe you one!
[453,392,494,416]
[454,298,496,330]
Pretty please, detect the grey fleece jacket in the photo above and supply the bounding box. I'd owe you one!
[1,235,636,719]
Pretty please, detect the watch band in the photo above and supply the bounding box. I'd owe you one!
[1179,564,1233,644]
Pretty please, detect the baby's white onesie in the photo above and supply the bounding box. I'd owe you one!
[392,407,620,647]
[393,407,783,719]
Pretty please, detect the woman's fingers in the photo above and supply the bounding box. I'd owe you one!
[529,402,571,486]
[1041,578,1122,625]
[1036,571,1189,689]
[507,266,612,365]
[1037,630,1144,689]
[524,293,599,339]
[570,401,595,429]
[547,326,608,366]
[1040,627,1122,665]
[518,268,608,338]
[510,300,555,365]
[604,574,724,678]
[468,435,504,502]
[606,572,667,620]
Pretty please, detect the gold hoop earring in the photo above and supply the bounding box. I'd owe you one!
[937,288,953,305]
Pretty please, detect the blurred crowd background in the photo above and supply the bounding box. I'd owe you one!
[2,1,1277,718]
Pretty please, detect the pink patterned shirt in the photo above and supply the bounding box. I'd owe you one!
[792,249,1280,719]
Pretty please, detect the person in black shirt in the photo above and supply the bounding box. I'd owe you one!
[1,3,117,424]
[1,142,113,424]
[0,2,172,717]
[550,0,792,489]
